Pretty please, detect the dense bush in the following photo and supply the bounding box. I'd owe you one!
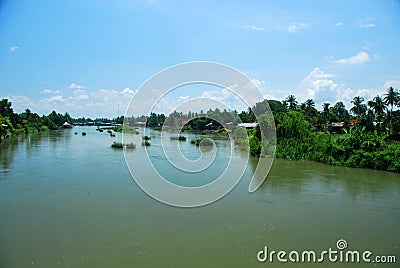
[170,135,186,141]
[237,110,400,173]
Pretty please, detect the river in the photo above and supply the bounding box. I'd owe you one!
[0,127,399,267]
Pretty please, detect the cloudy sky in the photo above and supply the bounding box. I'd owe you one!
[1,0,399,118]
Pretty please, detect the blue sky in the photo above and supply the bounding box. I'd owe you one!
[1,0,399,117]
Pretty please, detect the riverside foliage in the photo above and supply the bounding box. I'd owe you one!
[1,86,399,172]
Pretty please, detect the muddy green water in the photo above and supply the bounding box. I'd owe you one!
[0,127,399,267]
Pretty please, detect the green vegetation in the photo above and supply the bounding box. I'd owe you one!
[141,141,151,146]
[111,141,123,148]
[191,138,214,147]
[232,86,400,172]
[170,135,187,141]
[2,85,400,172]
[199,138,214,147]
[112,125,139,134]
[0,99,73,142]
[142,135,151,140]
[111,141,136,149]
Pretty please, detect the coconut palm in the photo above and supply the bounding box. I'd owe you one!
[285,95,298,110]
[384,87,400,114]
[305,99,315,109]
[383,87,400,134]
[322,102,330,123]
[368,95,386,130]
[350,96,367,118]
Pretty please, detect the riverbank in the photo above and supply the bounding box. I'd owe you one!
[234,112,400,173]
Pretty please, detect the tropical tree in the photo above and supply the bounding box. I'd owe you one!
[0,98,18,126]
[322,103,330,119]
[285,95,298,110]
[350,96,367,118]
[384,87,400,115]
[384,87,400,135]
[304,99,317,117]
[305,99,315,109]
[0,99,14,117]
[331,101,349,122]
[368,95,386,131]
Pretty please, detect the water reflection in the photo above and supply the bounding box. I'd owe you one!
[251,158,400,201]
[0,130,72,176]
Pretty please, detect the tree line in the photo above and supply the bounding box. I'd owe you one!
[0,99,76,142]
[236,87,400,172]
[1,87,399,172]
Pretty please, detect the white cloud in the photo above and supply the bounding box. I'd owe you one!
[9,46,19,52]
[359,17,376,29]
[120,87,137,100]
[250,78,265,88]
[47,95,65,102]
[41,89,61,95]
[91,89,120,102]
[383,80,400,90]
[1,95,35,112]
[334,51,370,64]
[360,23,376,28]
[72,89,89,100]
[373,54,381,59]
[69,82,86,89]
[76,94,89,100]
[73,89,86,95]
[298,68,344,102]
[308,67,335,79]
[293,67,390,110]
[287,22,310,32]
[335,22,344,26]
[178,95,189,101]
[249,25,264,31]
[121,87,135,95]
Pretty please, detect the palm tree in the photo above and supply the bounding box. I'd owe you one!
[285,95,298,110]
[350,96,367,118]
[305,99,315,109]
[383,87,400,134]
[322,103,330,122]
[384,87,400,114]
[368,95,386,130]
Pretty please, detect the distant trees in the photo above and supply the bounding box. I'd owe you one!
[331,101,350,122]
[1,86,400,143]
[0,98,77,141]
[146,112,165,127]
[350,96,367,118]
[238,108,256,123]
[322,103,331,124]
